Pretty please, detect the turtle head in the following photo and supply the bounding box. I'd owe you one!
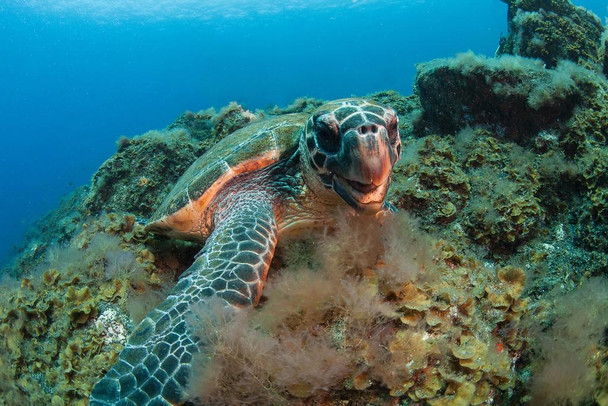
[300,99,401,213]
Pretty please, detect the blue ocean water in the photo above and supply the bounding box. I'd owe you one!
[0,0,606,265]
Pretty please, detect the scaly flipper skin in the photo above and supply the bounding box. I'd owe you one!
[90,196,278,405]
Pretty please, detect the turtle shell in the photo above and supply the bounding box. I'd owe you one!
[147,113,307,240]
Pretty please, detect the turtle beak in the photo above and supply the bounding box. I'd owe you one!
[355,132,392,187]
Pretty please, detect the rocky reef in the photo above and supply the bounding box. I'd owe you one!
[1,0,607,405]
[498,0,607,71]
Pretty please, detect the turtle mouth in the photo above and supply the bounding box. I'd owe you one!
[345,178,379,194]
[333,174,388,212]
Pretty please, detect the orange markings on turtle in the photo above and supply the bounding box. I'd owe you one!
[162,151,278,238]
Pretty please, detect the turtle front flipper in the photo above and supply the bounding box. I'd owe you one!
[90,197,278,405]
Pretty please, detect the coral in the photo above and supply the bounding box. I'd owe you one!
[498,0,605,69]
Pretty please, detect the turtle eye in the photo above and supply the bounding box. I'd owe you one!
[314,118,340,153]
[386,115,399,144]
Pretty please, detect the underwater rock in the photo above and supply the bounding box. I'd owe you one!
[388,129,548,252]
[0,213,167,404]
[266,96,325,115]
[184,214,529,405]
[85,129,205,217]
[388,135,470,226]
[603,29,608,75]
[528,277,608,405]
[498,0,605,70]
[84,102,267,218]
[211,101,257,139]
[574,144,608,251]
[415,53,569,142]
[2,86,607,405]
[415,52,607,145]
[166,109,214,142]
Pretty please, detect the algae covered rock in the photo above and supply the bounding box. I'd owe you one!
[415,53,583,143]
[211,101,257,139]
[388,128,545,252]
[575,145,608,251]
[603,29,608,75]
[7,187,89,278]
[498,0,605,69]
[408,49,607,254]
[185,214,529,405]
[388,135,470,225]
[166,109,213,142]
[2,26,608,401]
[85,129,205,217]
[0,213,168,405]
[415,51,608,150]
[85,101,265,218]
[266,97,325,115]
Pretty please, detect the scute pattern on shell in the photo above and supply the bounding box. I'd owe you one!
[148,114,307,235]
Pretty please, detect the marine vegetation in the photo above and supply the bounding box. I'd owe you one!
[0,0,607,404]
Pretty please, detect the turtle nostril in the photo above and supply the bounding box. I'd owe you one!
[360,124,378,134]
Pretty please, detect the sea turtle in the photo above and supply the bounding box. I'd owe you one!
[90,98,402,405]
